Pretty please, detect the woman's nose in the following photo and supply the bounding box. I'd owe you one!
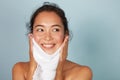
[44,32,53,41]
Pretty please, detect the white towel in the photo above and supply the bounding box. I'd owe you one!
[32,39,61,80]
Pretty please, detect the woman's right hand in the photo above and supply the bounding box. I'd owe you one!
[27,34,37,80]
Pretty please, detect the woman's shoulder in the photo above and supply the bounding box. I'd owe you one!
[12,61,29,79]
[64,60,93,80]
[13,61,29,71]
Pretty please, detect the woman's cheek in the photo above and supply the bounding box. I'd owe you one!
[56,35,65,44]
[33,34,41,42]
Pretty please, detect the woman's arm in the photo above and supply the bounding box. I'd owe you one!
[12,34,37,80]
[73,66,93,80]
[55,35,92,80]
[26,34,37,80]
[55,36,69,80]
[12,62,25,80]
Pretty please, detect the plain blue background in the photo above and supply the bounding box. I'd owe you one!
[0,0,120,80]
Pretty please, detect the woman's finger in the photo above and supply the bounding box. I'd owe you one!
[59,36,69,61]
[28,34,34,60]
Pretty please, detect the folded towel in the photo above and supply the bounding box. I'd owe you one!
[32,39,61,80]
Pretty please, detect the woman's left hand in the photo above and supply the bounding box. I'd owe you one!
[55,36,69,80]
[59,36,69,62]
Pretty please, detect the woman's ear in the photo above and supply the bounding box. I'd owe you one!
[64,30,69,36]
[65,31,69,35]
[64,34,69,41]
[28,33,33,37]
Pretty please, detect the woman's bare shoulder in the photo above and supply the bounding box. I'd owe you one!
[64,60,93,80]
[12,62,29,80]
[12,62,29,71]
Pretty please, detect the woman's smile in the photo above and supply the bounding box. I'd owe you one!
[41,43,55,49]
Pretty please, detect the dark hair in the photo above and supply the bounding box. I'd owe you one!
[27,2,69,35]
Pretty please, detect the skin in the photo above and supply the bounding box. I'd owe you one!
[12,11,92,80]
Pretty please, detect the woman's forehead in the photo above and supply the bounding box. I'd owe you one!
[33,11,64,28]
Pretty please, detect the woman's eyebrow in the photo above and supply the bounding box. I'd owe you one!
[34,24,63,28]
[52,24,62,28]
[34,25,44,28]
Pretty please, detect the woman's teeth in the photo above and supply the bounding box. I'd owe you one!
[42,44,55,48]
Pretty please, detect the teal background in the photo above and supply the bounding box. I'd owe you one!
[0,0,120,80]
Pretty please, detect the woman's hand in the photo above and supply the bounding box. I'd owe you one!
[27,34,37,80]
[55,36,69,80]
[60,36,69,62]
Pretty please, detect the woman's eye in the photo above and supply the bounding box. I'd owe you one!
[53,28,60,32]
[37,28,44,32]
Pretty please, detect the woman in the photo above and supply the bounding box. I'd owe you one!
[12,2,92,80]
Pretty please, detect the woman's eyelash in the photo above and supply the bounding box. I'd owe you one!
[53,28,60,32]
[35,28,60,32]
[37,28,44,32]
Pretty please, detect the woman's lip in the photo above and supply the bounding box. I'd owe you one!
[42,44,55,48]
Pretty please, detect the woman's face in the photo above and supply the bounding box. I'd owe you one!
[32,11,65,54]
